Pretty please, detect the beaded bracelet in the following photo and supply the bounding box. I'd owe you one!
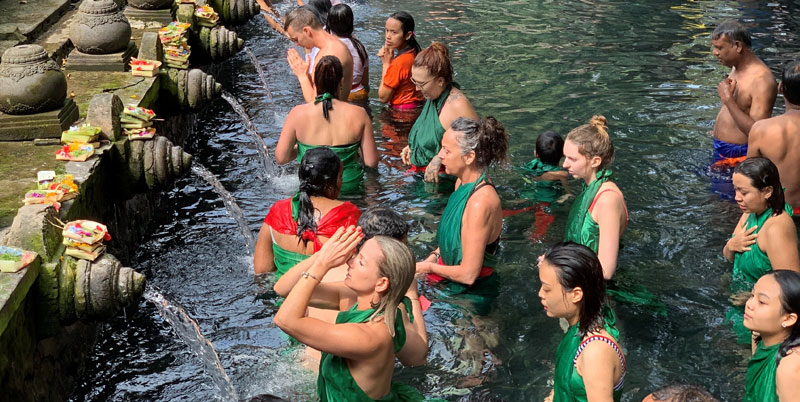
[301,271,320,282]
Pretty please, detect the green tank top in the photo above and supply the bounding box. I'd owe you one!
[564,169,613,251]
[436,171,499,268]
[272,243,309,280]
[297,142,364,194]
[408,84,453,167]
[731,208,775,294]
[317,300,425,402]
[554,306,623,402]
[744,340,779,402]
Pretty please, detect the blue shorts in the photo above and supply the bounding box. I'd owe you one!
[713,138,748,161]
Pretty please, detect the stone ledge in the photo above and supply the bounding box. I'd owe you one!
[0,0,74,55]
[0,257,40,337]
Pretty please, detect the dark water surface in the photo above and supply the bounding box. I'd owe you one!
[70,0,800,401]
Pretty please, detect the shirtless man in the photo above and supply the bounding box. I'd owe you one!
[748,61,800,212]
[711,21,777,162]
[283,7,353,102]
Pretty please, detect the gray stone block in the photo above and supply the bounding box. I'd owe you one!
[65,42,137,72]
[137,32,163,62]
[86,93,123,141]
[0,99,79,141]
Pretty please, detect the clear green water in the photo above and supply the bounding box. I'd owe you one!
[70,0,800,401]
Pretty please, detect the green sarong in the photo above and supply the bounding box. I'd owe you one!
[408,84,453,167]
[297,142,364,194]
[743,340,779,402]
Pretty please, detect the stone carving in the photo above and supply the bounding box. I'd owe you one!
[127,0,173,10]
[0,45,67,115]
[58,254,146,322]
[127,135,192,188]
[160,68,222,110]
[70,0,132,54]
[207,0,260,25]
[194,25,244,62]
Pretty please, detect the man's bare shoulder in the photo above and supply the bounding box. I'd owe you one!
[320,39,353,65]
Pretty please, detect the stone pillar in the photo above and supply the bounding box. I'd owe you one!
[85,93,124,141]
[67,0,137,71]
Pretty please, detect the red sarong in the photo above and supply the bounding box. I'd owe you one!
[264,199,361,252]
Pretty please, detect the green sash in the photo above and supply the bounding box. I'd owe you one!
[272,243,309,280]
[554,306,622,402]
[564,169,613,251]
[297,142,364,194]
[522,158,565,203]
[436,171,498,268]
[732,207,776,293]
[408,84,453,167]
[743,340,779,402]
[317,301,425,402]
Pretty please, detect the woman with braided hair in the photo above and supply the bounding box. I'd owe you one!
[254,147,361,277]
[276,55,378,194]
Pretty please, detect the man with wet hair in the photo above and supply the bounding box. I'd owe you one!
[283,7,353,102]
[747,60,800,213]
[358,207,410,244]
[642,384,719,402]
[710,20,777,163]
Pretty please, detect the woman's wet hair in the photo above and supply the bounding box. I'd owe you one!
[327,4,368,67]
[650,383,719,402]
[781,60,800,106]
[368,236,416,337]
[305,0,331,25]
[450,116,509,168]
[413,42,453,83]
[541,242,606,336]
[296,147,342,240]
[566,115,615,170]
[536,130,565,166]
[314,56,343,120]
[284,6,322,31]
[358,207,409,243]
[764,270,800,364]
[734,157,785,215]
[388,11,421,54]
[712,20,752,48]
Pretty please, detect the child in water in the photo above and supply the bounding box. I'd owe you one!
[521,131,571,241]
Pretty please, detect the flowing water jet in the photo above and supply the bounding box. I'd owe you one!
[243,47,275,105]
[220,90,277,177]
[144,287,239,402]
[192,163,257,254]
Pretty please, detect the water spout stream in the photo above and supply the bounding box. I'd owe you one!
[220,91,277,177]
[192,163,257,254]
[144,288,239,402]
[243,47,275,105]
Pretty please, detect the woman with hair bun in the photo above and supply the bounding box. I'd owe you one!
[538,242,626,401]
[741,270,800,401]
[724,157,799,343]
[401,42,478,182]
[276,55,378,194]
[415,116,507,308]
[563,115,627,280]
[253,147,361,277]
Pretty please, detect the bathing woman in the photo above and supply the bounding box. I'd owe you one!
[538,242,626,402]
[723,157,799,343]
[253,148,360,276]
[414,117,507,311]
[275,56,378,194]
[741,270,800,402]
[563,115,627,280]
[274,226,428,401]
[377,12,424,108]
[401,42,478,182]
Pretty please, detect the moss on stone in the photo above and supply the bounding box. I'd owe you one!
[0,142,65,228]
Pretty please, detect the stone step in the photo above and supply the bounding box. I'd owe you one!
[0,0,73,55]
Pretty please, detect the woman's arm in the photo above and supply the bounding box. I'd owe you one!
[593,191,625,280]
[776,353,800,402]
[377,47,395,104]
[578,341,620,402]
[253,223,275,274]
[273,240,355,310]
[275,107,300,165]
[362,64,370,92]
[761,216,800,271]
[416,190,499,286]
[395,278,428,366]
[359,111,379,168]
[723,213,756,262]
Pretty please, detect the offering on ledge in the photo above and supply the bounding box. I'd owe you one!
[130,58,162,77]
[56,142,95,162]
[194,5,219,27]
[62,220,111,261]
[61,124,101,145]
[0,246,37,273]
